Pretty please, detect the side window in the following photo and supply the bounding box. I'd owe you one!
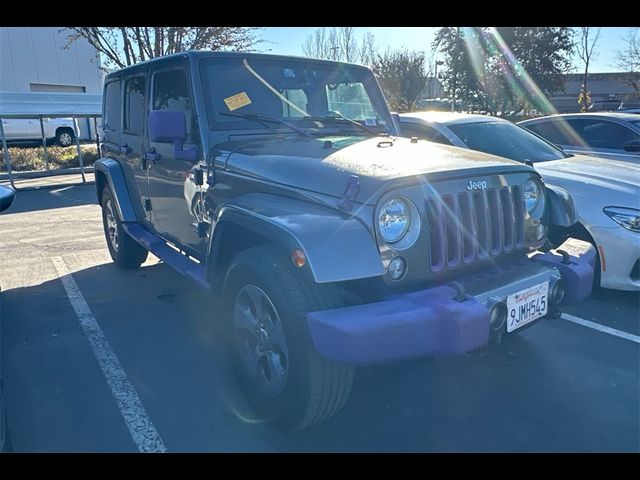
[581,120,638,150]
[123,76,146,135]
[153,69,194,140]
[525,120,574,146]
[326,83,376,120]
[103,80,121,133]
[401,123,451,145]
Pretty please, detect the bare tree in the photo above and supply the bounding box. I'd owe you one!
[359,32,377,66]
[65,27,261,70]
[302,28,329,60]
[576,27,602,112]
[338,27,357,62]
[372,49,429,112]
[614,27,640,97]
[302,27,378,66]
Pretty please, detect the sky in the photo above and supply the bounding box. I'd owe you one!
[259,27,633,73]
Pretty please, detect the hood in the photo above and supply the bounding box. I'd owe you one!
[536,155,640,206]
[222,136,529,200]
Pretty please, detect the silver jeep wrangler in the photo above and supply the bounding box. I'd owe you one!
[96,51,595,429]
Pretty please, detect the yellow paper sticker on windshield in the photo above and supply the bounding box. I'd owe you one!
[224,92,252,111]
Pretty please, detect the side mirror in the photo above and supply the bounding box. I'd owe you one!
[0,185,16,213]
[389,112,401,136]
[148,110,197,162]
[623,139,640,153]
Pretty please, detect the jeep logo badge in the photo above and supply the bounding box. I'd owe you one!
[466,180,488,191]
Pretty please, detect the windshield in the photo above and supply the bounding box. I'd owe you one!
[200,57,392,135]
[448,120,568,163]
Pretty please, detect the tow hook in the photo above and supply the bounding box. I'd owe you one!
[448,281,466,302]
[556,249,572,264]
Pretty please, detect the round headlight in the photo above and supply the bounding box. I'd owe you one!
[378,197,410,243]
[524,178,543,214]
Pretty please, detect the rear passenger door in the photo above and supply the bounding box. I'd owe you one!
[121,72,151,222]
[101,79,121,153]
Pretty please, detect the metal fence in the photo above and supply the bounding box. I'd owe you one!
[0,91,102,190]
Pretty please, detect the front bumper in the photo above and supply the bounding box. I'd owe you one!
[307,238,595,364]
[589,224,640,291]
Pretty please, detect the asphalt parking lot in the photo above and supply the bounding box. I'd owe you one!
[0,183,638,452]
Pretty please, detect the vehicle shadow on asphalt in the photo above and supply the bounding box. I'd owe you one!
[1,184,96,214]
[590,288,640,306]
[2,260,638,452]
[259,327,638,452]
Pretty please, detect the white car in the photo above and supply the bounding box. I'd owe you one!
[518,113,640,163]
[1,117,76,147]
[399,112,640,291]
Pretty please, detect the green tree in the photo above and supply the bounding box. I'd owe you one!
[372,49,430,112]
[433,27,574,116]
[65,27,261,69]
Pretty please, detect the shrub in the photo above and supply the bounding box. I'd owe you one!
[0,144,99,172]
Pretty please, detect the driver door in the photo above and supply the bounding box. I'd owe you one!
[146,64,204,255]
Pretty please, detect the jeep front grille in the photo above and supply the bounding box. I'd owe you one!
[426,186,525,272]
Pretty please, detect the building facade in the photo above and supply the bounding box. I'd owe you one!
[550,72,640,114]
[0,27,102,138]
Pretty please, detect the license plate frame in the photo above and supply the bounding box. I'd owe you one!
[506,281,549,333]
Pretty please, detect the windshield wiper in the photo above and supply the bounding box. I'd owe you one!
[219,110,313,138]
[304,112,384,137]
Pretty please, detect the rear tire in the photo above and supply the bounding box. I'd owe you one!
[56,128,74,147]
[223,245,354,430]
[100,187,148,268]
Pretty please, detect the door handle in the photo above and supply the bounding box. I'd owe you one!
[118,144,132,154]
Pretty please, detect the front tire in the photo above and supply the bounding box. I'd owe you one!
[100,187,148,268]
[548,223,602,290]
[223,245,354,430]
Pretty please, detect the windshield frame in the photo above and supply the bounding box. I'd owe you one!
[198,56,394,137]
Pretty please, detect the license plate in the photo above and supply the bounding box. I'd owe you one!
[506,282,548,333]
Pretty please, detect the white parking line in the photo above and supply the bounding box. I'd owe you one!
[561,313,640,344]
[51,256,168,453]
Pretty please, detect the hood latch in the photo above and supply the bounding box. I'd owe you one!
[337,175,361,212]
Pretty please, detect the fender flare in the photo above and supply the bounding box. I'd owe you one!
[209,193,385,284]
[545,184,577,228]
[94,158,137,223]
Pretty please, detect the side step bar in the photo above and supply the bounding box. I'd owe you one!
[123,223,210,291]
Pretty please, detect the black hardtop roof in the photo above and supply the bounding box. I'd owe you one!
[104,50,371,81]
